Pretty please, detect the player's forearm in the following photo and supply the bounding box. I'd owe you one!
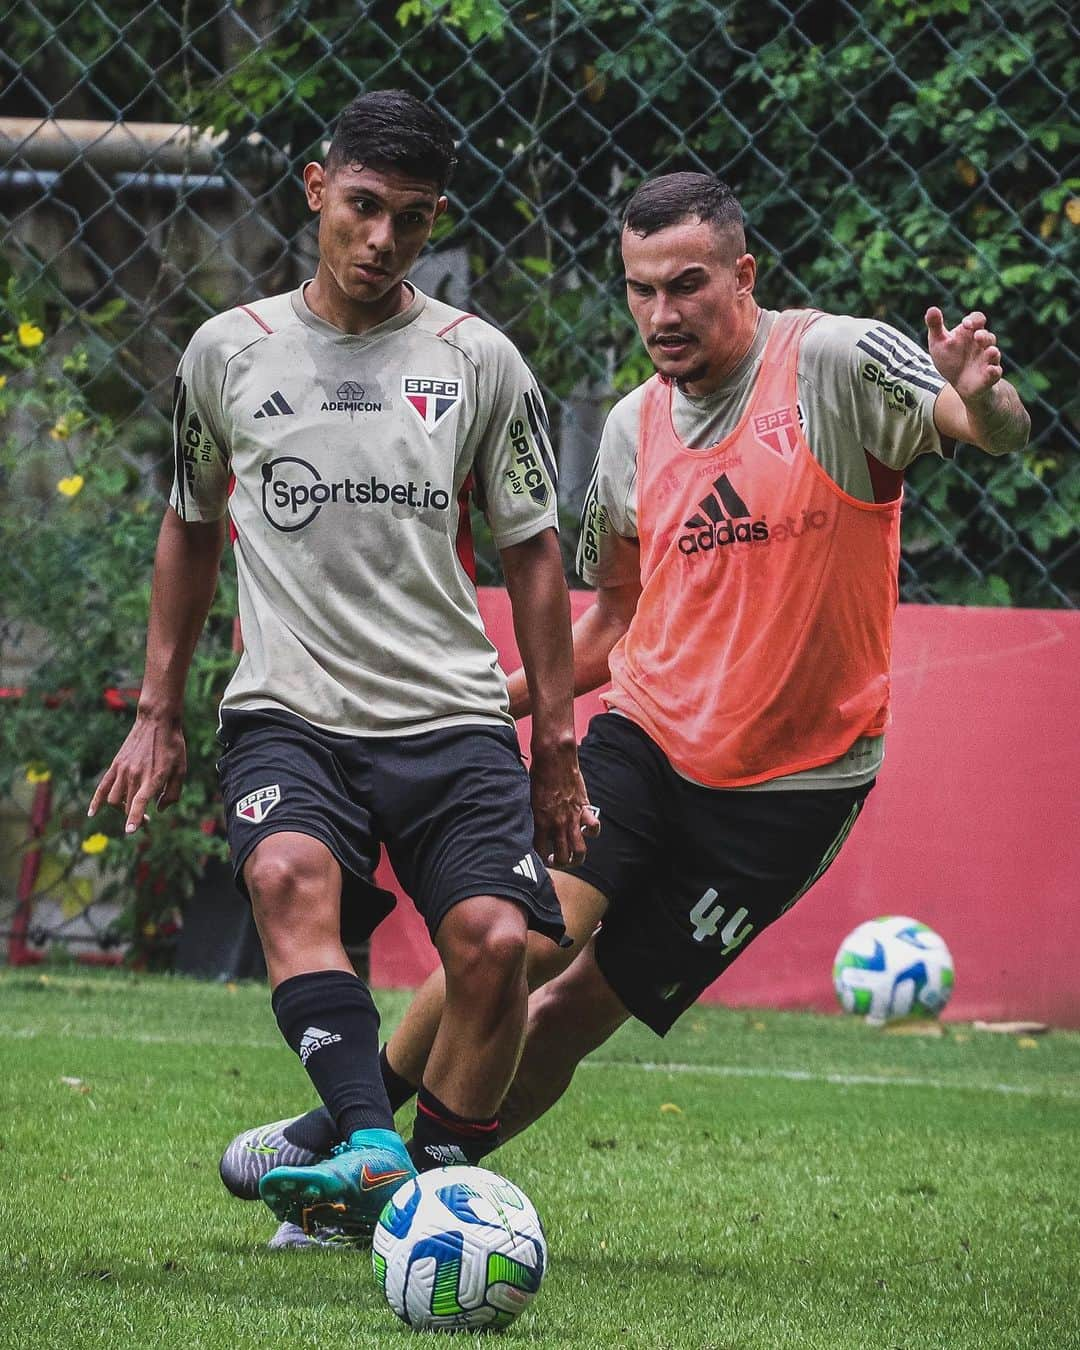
[570,601,628,697]
[506,594,630,718]
[959,381,1030,456]
[137,508,226,722]
[934,381,1030,457]
[501,532,576,747]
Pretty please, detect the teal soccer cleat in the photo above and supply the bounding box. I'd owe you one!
[259,1128,416,1236]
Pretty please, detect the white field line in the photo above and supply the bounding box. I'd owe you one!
[579,1059,1080,1101]
[1,1023,1077,1101]
[0,1025,280,1052]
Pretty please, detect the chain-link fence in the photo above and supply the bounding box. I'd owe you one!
[1,0,1076,964]
[3,0,1078,605]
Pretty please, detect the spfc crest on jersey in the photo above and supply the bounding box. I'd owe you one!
[403,377,461,432]
[752,405,800,462]
[235,784,280,824]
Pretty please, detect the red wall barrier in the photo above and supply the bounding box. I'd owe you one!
[371,595,1080,1028]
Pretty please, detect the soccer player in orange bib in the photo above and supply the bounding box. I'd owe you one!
[89,91,598,1243]
[220,171,1029,1221]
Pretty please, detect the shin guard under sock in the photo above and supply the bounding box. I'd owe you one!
[272,970,393,1140]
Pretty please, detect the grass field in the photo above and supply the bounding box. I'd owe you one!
[2,970,1078,1349]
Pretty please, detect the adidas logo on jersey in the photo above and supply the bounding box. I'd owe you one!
[299,1026,342,1065]
[679,474,769,555]
[254,391,295,419]
[512,854,538,883]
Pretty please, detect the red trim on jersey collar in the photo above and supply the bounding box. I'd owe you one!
[238,304,273,334]
[436,314,475,338]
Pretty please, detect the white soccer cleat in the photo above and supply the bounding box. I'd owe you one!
[219,1117,329,1201]
[267,1219,363,1251]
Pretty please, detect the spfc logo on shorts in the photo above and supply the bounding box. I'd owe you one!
[403,377,461,432]
[235,784,280,824]
[753,406,800,462]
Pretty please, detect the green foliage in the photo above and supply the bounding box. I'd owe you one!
[396,0,508,42]
[0,289,236,959]
[2,0,1076,604]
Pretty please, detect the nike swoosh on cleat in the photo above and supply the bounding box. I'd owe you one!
[360,1164,411,1190]
[245,1129,278,1155]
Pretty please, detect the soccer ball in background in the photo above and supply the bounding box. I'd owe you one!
[833,916,955,1025]
[373,1165,547,1331]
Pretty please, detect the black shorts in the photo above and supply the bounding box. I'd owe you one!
[217,709,563,946]
[564,713,872,1035]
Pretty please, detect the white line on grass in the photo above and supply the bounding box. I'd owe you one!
[0,1025,280,1051]
[2,1024,1077,1101]
[580,1058,1080,1101]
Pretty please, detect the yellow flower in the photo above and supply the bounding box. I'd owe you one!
[57,474,84,497]
[1066,197,1080,227]
[81,833,109,855]
[50,417,72,441]
[0,375,7,389]
[17,321,45,348]
[25,765,52,783]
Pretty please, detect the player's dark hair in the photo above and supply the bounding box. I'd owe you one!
[623,172,745,255]
[324,90,457,193]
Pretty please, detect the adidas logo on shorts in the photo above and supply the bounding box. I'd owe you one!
[512,854,538,883]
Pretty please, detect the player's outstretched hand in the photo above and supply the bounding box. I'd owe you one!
[87,714,187,835]
[925,307,1004,403]
[529,745,600,870]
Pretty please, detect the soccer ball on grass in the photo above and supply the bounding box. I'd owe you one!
[373,1165,547,1331]
[833,915,954,1025]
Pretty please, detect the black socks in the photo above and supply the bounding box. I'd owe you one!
[409,1084,500,1170]
[380,1043,420,1113]
[269,995,500,1172]
[279,1043,420,1154]
[281,1105,337,1153]
[272,970,393,1139]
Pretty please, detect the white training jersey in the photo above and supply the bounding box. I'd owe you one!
[577,308,972,791]
[170,282,558,736]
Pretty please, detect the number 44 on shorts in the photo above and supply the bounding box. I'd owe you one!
[688,889,753,952]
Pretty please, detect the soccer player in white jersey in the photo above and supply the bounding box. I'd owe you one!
[219,172,1030,1215]
[89,90,598,1241]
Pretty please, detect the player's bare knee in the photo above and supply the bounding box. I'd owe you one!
[246,844,334,930]
[438,899,528,993]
